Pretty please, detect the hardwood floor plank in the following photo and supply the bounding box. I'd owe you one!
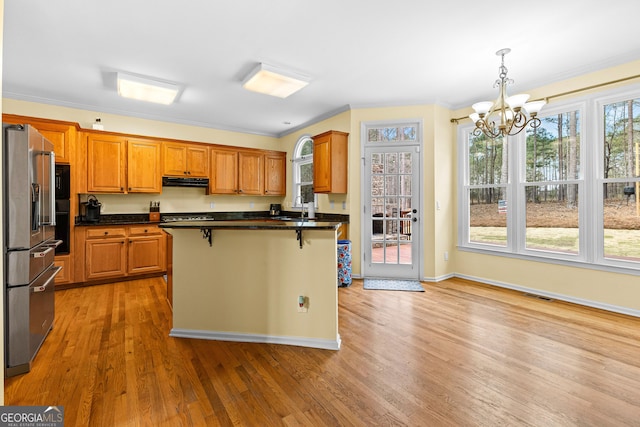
[5,277,640,426]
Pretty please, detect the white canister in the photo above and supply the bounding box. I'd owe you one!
[307,202,315,219]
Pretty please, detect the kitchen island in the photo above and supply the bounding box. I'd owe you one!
[159,220,342,350]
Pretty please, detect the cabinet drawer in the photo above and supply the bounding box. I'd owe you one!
[85,227,127,239]
[129,226,162,236]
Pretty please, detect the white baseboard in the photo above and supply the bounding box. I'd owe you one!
[422,273,455,282]
[170,329,342,350]
[454,273,640,318]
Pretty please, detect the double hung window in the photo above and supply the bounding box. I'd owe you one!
[458,84,640,273]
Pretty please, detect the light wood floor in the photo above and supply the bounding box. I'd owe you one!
[5,277,640,426]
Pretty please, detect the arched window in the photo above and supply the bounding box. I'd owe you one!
[292,135,315,208]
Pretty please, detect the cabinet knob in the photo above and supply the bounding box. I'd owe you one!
[144,229,148,233]
[104,231,108,235]
[128,187,132,191]
[120,187,124,191]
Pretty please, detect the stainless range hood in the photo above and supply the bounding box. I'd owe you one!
[162,176,209,188]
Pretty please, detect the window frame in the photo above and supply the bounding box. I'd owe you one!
[291,135,316,209]
[457,82,640,275]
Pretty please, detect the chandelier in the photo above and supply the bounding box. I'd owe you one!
[469,48,546,139]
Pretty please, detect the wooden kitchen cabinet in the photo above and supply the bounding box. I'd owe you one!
[210,147,264,195]
[84,227,128,280]
[209,147,284,195]
[238,150,264,195]
[87,133,161,193]
[54,255,73,285]
[162,142,209,177]
[264,151,286,196]
[128,226,166,275]
[2,115,77,163]
[313,130,349,193]
[80,225,166,282]
[87,133,127,193]
[209,147,238,194]
[127,138,162,193]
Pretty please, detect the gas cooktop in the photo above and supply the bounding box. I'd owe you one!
[162,216,214,222]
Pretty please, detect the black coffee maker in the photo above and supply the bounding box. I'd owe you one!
[81,195,102,222]
[269,204,281,216]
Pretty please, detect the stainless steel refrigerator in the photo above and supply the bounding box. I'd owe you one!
[3,124,61,377]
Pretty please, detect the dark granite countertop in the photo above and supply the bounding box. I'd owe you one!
[76,211,349,227]
[158,219,341,231]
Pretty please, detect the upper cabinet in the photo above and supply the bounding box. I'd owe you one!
[87,133,126,193]
[2,115,77,163]
[162,142,209,177]
[86,133,161,193]
[264,151,286,196]
[209,147,285,196]
[210,147,264,195]
[238,150,264,195]
[209,147,238,194]
[127,138,162,193]
[313,130,349,193]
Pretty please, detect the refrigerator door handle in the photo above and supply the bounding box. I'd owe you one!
[31,183,40,231]
[41,151,56,226]
[31,266,61,293]
[31,246,54,258]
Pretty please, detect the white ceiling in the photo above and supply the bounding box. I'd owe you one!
[4,1,640,137]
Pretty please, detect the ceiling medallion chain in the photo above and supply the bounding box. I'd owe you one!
[469,48,546,139]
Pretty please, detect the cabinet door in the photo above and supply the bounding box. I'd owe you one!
[85,238,127,280]
[186,145,209,177]
[210,148,238,194]
[162,142,188,176]
[313,134,332,193]
[127,138,161,193]
[54,255,72,285]
[87,134,126,193]
[264,152,286,196]
[128,235,166,275]
[2,116,76,164]
[313,130,348,193]
[37,124,75,164]
[238,151,264,195]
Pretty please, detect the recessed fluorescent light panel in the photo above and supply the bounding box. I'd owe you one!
[116,72,180,105]
[242,63,310,98]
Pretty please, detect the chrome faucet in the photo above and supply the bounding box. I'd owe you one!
[296,196,306,221]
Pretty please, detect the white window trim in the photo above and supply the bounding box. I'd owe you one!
[291,135,316,209]
[457,82,640,276]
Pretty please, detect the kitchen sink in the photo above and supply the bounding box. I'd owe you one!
[269,216,314,222]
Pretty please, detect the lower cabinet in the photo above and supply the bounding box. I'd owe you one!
[128,226,167,275]
[54,255,73,285]
[80,225,166,282]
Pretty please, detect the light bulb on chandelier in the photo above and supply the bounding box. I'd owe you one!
[469,48,546,139]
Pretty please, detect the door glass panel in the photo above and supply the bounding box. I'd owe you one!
[370,150,414,267]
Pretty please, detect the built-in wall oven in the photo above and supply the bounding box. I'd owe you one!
[54,164,70,254]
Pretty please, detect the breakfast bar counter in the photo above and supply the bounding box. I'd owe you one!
[159,220,342,350]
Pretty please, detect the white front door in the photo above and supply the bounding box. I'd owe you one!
[362,122,422,279]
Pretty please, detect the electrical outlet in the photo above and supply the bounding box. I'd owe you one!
[342,201,346,210]
[210,202,215,209]
[297,296,308,313]
[444,251,449,261]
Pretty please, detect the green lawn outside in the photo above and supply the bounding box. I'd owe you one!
[470,227,640,259]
